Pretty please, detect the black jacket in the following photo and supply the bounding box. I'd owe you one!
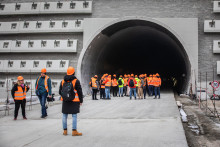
[59,75,83,114]
[11,83,30,99]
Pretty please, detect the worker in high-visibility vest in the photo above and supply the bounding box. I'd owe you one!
[100,75,105,99]
[138,75,144,99]
[135,75,140,95]
[154,73,162,99]
[148,75,154,96]
[123,74,128,96]
[117,75,124,97]
[90,75,99,100]
[143,74,148,99]
[35,68,52,118]
[104,74,111,99]
[112,74,118,97]
[59,66,83,136]
[127,74,131,96]
[11,76,29,120]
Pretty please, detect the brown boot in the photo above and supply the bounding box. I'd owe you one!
[63,130,67,136]
[72,130,82,136]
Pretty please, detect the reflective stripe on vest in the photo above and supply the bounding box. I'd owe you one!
[60,79,80,102]
[105,78,111,87]
[112,79,117,87]
[92,78,97,88]
[14,86,27,100]
[36,75,49,92]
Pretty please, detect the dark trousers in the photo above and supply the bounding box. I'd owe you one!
[123,86,127,96]
[100,88,105,99]
[92,89,98,100]
[149,85,154,96]
[143,86,147,98]
[14,99,26,118]
[155,87,160,98]
[112,86,118,97]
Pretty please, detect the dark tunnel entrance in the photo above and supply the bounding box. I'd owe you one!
[81,19,191,94]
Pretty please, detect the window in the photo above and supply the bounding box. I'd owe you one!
[62,21,68,28]
[67,39,73,47]
[0,4,5,10]
[8,61,13,68]
[57,1,63,9]
[32,2,37,9]
[70,2,76,9]
[218,42,220,48]
[11,23,17,29]
[49,20,55,28]
[60,60,66,68]
[36,21,42,28]
[46,61,52,68]
[16,40,21,47]
[0,81,5,88]
[54,40,60,47]
[75,19,81,27]
[20,61,26,68]
[209,20,215,28]
[83,1,89,8]
[15,3,21,10]
[44,2,50,9]
[218,2,220,7]
[3,42,9,48]
[28,41,34,48]
[41,40,47,47]
[33,61,39,68]
[52,82,57,88]
[23,21,29,28]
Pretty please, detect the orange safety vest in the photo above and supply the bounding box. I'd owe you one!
[60,79,80,102]
[100,80,105,89]
[148,77,153,85]
[36,75,49,92]
[123,78,128,86]
[91,78,98,88]
[105,78,111,87]
[154,77,161,87]
[14,86,27,100]
[112,79,118,87]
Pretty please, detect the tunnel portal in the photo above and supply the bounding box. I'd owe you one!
[81,20,191,94]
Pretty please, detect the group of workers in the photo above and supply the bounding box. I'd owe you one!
[90,73,162,100]
[11,67,83,136]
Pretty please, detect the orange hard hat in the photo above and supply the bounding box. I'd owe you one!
[156,73,159,76]
[67,66,75,75]
[120,75,123,78]
[94,75,98,78]
[17,76,24,81]
[124,74,127,77]
[131,74,134,77]
[149,74,152,77]
[41,68,47,73]
[153,74,156,77]
[113,74,116,77]
[135,75,138,78]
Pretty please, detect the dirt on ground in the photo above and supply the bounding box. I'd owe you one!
[175,94,220,147]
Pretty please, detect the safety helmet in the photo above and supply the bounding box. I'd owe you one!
[67,66,75,75]
[131,74,134,77]
[17,76,24,81]
[41,68,47,73]
[94,75,98,78]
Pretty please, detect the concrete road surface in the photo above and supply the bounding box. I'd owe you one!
[0,91,188,147]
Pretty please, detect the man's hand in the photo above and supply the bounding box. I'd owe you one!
[48,95,52,98]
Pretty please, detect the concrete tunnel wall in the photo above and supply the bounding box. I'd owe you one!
[78,19,192,95]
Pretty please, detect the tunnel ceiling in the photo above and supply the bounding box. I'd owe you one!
[82,20,191,93]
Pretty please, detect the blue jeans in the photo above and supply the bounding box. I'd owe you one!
[119,87,123,96]
[130,88,136,99]
[155,87,160,98]
[105,87,110,99]
[62,113,77,130]
[38,92,47,116]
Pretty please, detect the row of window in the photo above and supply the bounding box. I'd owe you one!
[0,1,90,11]
[2,40,74,48]
[0,60,67,68]
[0,20,82,30]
